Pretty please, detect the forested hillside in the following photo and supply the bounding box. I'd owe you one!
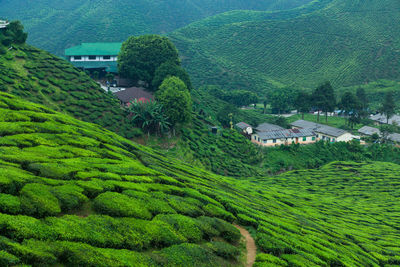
[171,0,400,92]
[0,92,399,266]
[0,0,312,55]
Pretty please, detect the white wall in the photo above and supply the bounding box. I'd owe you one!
[70,56,118,62]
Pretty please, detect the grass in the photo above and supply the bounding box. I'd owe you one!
[0,92,399,265]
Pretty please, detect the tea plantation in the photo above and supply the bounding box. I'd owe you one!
[0,92,399,266]
[0,44,139,138]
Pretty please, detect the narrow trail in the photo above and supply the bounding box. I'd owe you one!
[234,224,257,267]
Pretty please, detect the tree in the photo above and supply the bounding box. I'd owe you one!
[380,91,396,124]
[356,87,369,119]
[263,99,268,114]
[294,91,311,119]
[217,104,238,128]
[151,61,192,91]
[128,100,170,135]
[269,87,296,114]
[118,35,180,86]
[312,82,335,122]
[1,21,27,46]
[339,91,361,129]
[155,76,192,131]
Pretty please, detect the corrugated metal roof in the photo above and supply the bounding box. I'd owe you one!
[69,61,118,73]
[65,43,122,56]
[256,122,284,132]
[114,87,154,103]
[256,128,315,140]
[358,126,380,136]
[370,114,400,125]
[236,122,252,130]
[388,133,400,143]
[291,120,348,137]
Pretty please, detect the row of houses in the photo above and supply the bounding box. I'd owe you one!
[358,126,400,143]
[237,120,360,147]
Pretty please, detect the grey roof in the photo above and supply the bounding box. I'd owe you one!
[388,133,400,143]
[291,120,348,137]
[358,126,380,136]
[370,114,400,125]
[236,122,252,130]
[256,128,315,140]
[114,87,154,103]
[256,122,284,132]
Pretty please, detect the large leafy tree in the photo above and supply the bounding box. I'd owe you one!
[128,100,170,135]
[380,91,396,124]
[356,87,369,119]
[152,61,192,91]
[269,87,296,114]
[294,91,311,119]
[339,91,361,129]
[156,76,192,131]
[118,35,180,86]
[1,20,27,46]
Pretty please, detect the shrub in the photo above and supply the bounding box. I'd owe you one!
[197,216,241,243]
[0,193,21,214]
[93,192,152,219]
[51,185,88,211]
[205,241,240,260]
[203,204,235,222]
[20,183,61,217]
[154,214,203,243]
[255,253,288,266]
[237,213,258,228]
[0,251,20,266]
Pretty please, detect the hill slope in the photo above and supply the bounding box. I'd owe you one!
[171,0,400,92]
[0,92,399,266]
[0,0,312,55]
[0,41,138,138]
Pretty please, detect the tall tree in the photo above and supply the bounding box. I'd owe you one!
[380,91,396,124]
[118,35,180,86]
[356,87,369,119]
[155,76,192,132]
[339,91,360,129]
[269,87,296,115]
[312,82,335,122]
[294,91,311,119]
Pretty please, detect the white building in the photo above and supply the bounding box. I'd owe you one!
[0,20,9,29]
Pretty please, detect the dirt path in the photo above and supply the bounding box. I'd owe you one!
[234,224,257,267]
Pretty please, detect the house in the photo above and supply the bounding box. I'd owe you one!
[370,114,400,126]
[65,42,122,73]
[256,122,284,132]
[0,20,9,29]
[291,120,356,142]
[251,128,316,147]
[113,87,154,107]
[235,122,253,135]
[358,126,380,137]
[388,133,400,144]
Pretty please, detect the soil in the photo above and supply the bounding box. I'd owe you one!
[234,224,257,267]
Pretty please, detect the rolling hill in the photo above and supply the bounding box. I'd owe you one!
[0,0,312,55]
[0,92,399,266]
[170,0,400,93]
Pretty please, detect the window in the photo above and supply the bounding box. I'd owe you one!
[312,137,316,141]
[88,56,96,60]
[327,137,331,142]
[74,56,81,60]
[263,140,267,144]
[273,139,277,143]
[332,138,335,142]
[103,56,111,60]
[303,137,307,141]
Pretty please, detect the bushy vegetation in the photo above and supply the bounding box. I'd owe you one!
[0,92,399,265]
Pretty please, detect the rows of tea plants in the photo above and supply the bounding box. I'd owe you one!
[0,92,399,266]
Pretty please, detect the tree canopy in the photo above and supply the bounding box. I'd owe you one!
[118,35,180,86]
[294,91,311,119]
[152,61,192,91]
[381,91,396,123]
[155,76,192,128]
[312,82,336,122]
[0,20,27,47]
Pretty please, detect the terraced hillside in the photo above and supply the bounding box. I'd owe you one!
[0,43,138,138]
[171,0,400,92]
[0,0,312,55]
[0,92,399,266]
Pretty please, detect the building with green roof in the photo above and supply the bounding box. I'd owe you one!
[65,42,122,73]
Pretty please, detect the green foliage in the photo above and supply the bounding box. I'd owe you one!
[152,61,192,91]
[2,21,27,44]
[211,87,258,107]
[51,185,88,211]
[20,183,61,218]
[118,35,180,84]
[0,250,20,266]
[156,76,192,127]
[380,91,396,123]
[94,192,152,219]
[128,100,170,135]
[0,193,21,214]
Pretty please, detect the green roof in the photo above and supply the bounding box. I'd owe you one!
[65,42,122,56]
[70,61,118,73]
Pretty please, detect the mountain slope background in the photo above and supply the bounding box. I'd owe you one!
[0,92,399,266]
[170,0,400,93]
[0,0,312,55]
